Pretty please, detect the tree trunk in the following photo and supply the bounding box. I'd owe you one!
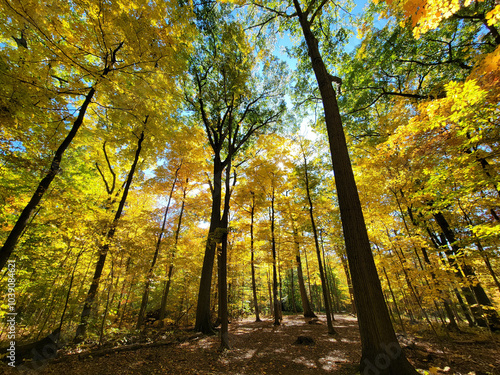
[291,217,316,317]
[291,2,418,372]
[290,267,298,313]
[270,185,281,326]
[0,43,124,271]
[303,243,315,310]
[195,155,223,334]
[74,129,145,342]
[160,180,188,322]
[218,159,233,349]
[320,231,337,317]
[433,212,500,330]
[137,167,180,329]
[302,150,335,334]
[339,251,356,315]
[250,192,261,322]
[0,87,95,271]
[267,268,273,315]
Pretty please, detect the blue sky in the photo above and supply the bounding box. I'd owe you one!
[273,0,374,70]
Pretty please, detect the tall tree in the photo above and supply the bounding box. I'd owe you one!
[186,6,284,335]
[253,0,419,372]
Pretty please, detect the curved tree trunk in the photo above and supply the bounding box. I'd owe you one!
[0,87,95,271]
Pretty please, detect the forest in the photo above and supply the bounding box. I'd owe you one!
[0,0,499,374]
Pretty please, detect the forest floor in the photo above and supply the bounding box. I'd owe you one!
[2,314,499,375]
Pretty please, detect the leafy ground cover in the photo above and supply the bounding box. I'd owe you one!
[2,314,499,375]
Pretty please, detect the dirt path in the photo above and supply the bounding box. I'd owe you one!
[3,314,499,374]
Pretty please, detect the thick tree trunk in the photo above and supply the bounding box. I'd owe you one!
[195,156,223,334]
[291,2,417,372]
[74,129,144,342]
[218,160,233,349]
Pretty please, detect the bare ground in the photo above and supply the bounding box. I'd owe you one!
[2,314,499,375]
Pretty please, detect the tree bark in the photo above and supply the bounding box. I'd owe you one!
[218,160,233,349]
[291,1,418,372]
[195,155,223,334]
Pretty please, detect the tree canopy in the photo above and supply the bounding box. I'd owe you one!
[1,0,499,374]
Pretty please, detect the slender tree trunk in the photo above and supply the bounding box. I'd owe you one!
[119,273,137,330]
[433,212,500,329]
[320,230,337,319]
[250,192,261,322]
[303,243,314,310]
[291,217,316,317]
[74,128,145,342]
[0,44,124,271]
[99,262,114,346]
[114,257,131,324]
[339,252,356,315]
[137,166,181,329]
[302,151,335,334]
[0,87,95,270]
[458,203,500,294]
[427,228,476,326]
[381,263,405,334]
[402,198,459,330]
[291,2,417,372]
[267,268,273,315]
[290,267,298,313]
[160,180,188,322]
[270,185,281,326]
[59,249,84,332]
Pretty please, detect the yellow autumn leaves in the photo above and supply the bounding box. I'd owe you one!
[378,0,500,38]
